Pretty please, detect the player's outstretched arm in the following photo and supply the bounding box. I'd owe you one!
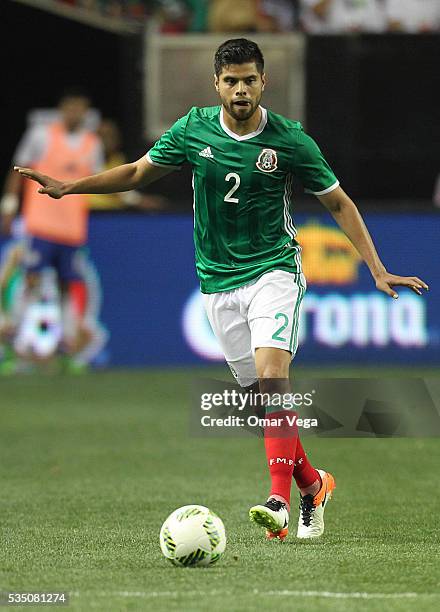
[14,156,173,200]
[318,186,429,299]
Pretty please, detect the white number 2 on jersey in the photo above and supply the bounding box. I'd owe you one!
[224,172,240,204]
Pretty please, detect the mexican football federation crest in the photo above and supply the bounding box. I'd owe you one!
[256,148,278,173]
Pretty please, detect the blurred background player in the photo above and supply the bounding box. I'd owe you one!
[0,88,104,366]
[88,119,167,212]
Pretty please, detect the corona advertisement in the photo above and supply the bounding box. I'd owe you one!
[1,213,437,367]
[181,214,437,365]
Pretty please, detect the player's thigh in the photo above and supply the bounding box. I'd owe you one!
[24,236,55,277]
[55,244,81,284]
[202,291,257,386]
[248,270,306,358]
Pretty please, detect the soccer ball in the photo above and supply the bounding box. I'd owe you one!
[160,505,226,567]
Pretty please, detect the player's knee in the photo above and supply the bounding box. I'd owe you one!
[256,356,290,380]
[257,363,285,379]
[255,347,291,380]
[256,356,291,396]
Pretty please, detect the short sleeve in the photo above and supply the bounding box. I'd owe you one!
[13,125,48,166]
[146,111,191,169]
[291,126,339,196]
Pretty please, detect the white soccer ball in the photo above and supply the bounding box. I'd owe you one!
[160,505,226,567]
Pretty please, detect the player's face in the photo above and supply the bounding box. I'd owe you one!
[215,63,265,122]
[59,96,90,131]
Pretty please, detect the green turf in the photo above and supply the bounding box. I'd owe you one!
[1,367,439,611]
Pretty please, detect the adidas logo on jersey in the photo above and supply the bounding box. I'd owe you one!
[199,146,214,159]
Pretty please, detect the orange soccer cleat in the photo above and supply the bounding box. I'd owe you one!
[297,469,336,539]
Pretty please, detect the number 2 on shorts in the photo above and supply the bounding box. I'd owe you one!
[272,312,289,342]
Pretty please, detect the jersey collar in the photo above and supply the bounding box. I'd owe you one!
[219,106,267,141]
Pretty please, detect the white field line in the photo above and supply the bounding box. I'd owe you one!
[71,589,439,600]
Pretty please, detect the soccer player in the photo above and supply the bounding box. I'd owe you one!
[1,88,103,362]
[14,39,428,540]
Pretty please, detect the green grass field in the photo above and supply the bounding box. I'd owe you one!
[1,367,439,611]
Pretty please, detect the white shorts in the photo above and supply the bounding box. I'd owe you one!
[202,269,306,387]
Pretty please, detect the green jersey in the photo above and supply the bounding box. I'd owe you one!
[147,106,338,293]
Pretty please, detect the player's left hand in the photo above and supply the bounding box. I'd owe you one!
[375,272,429,299]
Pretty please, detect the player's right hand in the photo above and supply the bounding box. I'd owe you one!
[14,166,66,199]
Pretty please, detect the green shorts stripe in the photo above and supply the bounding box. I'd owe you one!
[288,272,306,354]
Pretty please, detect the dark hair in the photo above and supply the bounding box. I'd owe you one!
[59,87,91,103]
[214,38,264,77]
